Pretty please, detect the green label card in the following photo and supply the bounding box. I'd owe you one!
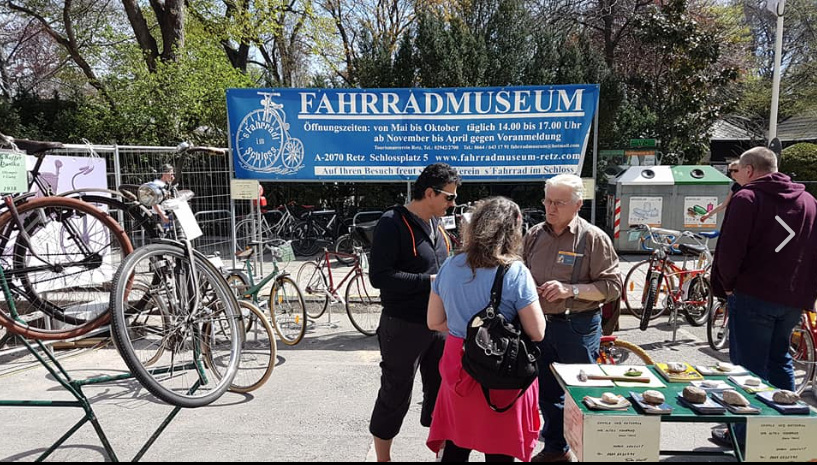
[0,150,27,194]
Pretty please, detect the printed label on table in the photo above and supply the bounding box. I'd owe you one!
[745,417,817,462]
[582,415,660,462]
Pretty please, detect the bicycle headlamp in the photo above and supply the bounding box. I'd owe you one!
[138,182,165,207]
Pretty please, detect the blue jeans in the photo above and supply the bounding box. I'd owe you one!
[537,311,601,453]
[727,292,801,445]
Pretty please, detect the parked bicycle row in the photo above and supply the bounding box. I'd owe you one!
[235,194,546,259]
[0,134,280,408]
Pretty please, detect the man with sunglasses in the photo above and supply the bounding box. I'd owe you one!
[523,174,621,462]
[368,163,461,462]
[700,160,744,222]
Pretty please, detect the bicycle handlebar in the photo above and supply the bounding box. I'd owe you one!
[631,224,715,254]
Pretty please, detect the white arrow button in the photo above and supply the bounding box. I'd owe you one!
[775,216,795,252]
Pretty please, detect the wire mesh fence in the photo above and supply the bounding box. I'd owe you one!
[49,144,236,257]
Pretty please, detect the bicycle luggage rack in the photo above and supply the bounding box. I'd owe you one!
[0,334,196,462]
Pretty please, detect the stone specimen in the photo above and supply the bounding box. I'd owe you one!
[722,390,750,407]
[772,390,800,405]
[682,386,707,404]
[667,362,687,373]
[642,390,665,405]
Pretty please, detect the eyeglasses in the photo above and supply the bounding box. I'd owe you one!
[728,169,739,174]
[541,198,571,208]
[434,188,457,202]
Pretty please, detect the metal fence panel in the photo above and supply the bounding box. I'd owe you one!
[52,144,236,258]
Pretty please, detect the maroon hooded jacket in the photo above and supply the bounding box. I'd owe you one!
[713,172,817,309]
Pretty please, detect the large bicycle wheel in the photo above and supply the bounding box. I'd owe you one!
[268,276,307,345]
[598,339,654,365]
[623,260,670,320]
[297,261,330,319]
[0,196,132,340]
[111,243,242,408]
[707,300,729,351]
[210,300,275,393]
[334,234,363,266]
[291,222,321,257]
[789,322,815,395]
[683,276,713,327]
[345,272,381,336]
[72,194,160,248]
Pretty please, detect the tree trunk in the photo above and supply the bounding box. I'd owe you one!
[152,0,185,63]
[122,0,160,72]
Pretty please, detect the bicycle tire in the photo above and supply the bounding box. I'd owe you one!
[268,275,307,345]
[72,194,160,246]
[640,276,660,331]
[111,242,242,408]
[345,272,381,336]
[707,300,729,351]
[598,339,654,365]
[297,261,329,319]
[224,271,251,300]
[334,234,362,266]
[683,276,713,327]
[0,196,133,340]
[790,322,815,396]
[622,260,670,320]
[219,300,276,393]
[291,222,321,256]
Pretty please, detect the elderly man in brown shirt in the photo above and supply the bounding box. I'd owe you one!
[524,174,621,463]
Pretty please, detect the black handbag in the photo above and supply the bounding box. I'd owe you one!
[462,265,541,413]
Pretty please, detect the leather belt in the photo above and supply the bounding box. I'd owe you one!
[545,308,601,322]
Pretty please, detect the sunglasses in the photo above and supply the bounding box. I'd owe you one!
[434,188,457,202]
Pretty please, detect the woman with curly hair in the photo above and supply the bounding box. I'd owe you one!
[427,196,546,462]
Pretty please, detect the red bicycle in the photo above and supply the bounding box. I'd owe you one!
[623,225,715,341]
[296,247,381,336]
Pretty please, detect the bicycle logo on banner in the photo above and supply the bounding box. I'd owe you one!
[235,92,305,175]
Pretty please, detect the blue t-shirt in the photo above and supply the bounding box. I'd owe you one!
[432,255,539,338]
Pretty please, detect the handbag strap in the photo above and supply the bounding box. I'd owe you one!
[488,265,509,315]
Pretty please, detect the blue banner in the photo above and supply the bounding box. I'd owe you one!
[227,85,599,182]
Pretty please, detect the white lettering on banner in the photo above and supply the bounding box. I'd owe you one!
[314,165,577,177]
[298,89,585,118]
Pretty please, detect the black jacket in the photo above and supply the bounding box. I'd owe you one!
[369,206,451,324]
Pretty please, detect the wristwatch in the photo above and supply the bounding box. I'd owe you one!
[572,285,580,298]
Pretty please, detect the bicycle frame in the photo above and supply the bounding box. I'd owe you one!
[318,249,365,302]
[237,254,286,304]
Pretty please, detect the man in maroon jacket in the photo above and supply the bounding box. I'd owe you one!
[711,146,817,447]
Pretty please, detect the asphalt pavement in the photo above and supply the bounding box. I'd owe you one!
[0,255,813,462]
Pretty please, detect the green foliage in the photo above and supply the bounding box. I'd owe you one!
[780,143,817,196]
[100,24,253,145]
[627,0,740,164]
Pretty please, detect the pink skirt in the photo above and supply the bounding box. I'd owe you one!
[427,335,541,461]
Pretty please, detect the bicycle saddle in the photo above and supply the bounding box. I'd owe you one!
[11,138,64,154]
[698,231,720,239]
[679,243,708,256]
[236,248,255,259]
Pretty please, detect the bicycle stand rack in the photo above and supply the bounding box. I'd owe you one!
[0,335,194,462]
